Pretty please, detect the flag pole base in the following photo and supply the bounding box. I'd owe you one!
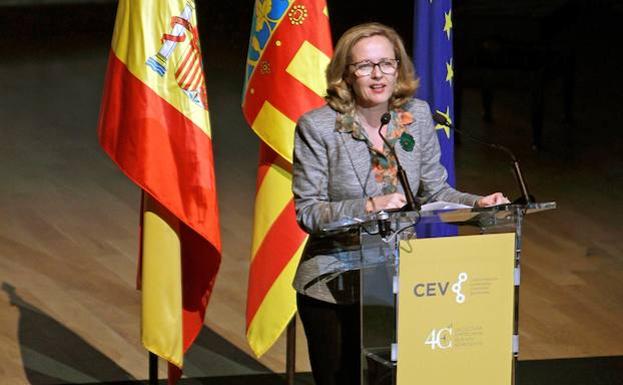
[286,316,296,385]
[149,352,158,385]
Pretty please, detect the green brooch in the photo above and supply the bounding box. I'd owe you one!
[399,132,415,152]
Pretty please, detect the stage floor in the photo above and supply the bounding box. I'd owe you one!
[84,356,623,384]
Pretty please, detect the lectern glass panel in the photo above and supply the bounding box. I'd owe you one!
[359,232,398,385]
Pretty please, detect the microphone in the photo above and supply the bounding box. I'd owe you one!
[432,112,534,205]
[378,112,420,211]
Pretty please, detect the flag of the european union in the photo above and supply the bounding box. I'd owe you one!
[414,0,458,237]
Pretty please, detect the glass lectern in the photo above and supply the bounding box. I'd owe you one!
[321,202,556,385]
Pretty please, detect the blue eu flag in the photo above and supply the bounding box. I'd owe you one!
[414,0,458,237]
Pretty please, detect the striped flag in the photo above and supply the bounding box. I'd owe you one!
[98,0,221,382]
[242,0,332,356]
[414,0,458,238]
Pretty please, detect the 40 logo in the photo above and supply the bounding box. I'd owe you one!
[424,327,453,350]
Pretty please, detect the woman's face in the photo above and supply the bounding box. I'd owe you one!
[348,35,397,109]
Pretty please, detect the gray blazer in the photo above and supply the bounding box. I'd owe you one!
[292,98,481,303]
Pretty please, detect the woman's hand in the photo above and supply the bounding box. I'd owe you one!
[476,192,510,208]
[367,193,407,212]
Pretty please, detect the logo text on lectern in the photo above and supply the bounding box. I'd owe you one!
[412,272,469,303]
[413,282,449,297]
[425,327,453,350]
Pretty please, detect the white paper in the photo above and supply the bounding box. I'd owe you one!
[421,201,471,211]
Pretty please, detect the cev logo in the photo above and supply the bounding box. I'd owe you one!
[413,282,449,297]
[452,272,468,304]
[412,272,469,304]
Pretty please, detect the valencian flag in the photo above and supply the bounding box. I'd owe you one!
[414,0,458,237]
[242,0,332,356]
[97,0,221,382]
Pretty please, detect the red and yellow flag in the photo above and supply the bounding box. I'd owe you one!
[97,0,221,381]
[242,0,332,356]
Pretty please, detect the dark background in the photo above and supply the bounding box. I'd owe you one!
[3,0,622,158]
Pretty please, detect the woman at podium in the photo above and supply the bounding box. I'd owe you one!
[292,22,508,385]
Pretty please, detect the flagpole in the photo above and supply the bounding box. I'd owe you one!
[141,192,159,385]
[149,352,158,384]
[286,316,296,385]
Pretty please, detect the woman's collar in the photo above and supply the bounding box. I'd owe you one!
[335,111,367,141]
[335,105,414,140]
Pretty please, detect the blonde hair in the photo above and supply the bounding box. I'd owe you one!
[325,22,419,114]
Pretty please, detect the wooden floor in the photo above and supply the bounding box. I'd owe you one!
[1,3,622,384]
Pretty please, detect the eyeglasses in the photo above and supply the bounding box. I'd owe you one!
[349,58,400,76]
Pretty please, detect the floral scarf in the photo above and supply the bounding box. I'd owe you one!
[336,108,415,194]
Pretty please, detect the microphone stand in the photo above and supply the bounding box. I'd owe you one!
[432,113,534,205]
[378,113,420,211]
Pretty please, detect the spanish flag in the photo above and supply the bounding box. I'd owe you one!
[97,0,221,382]
[242,0,332,356]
